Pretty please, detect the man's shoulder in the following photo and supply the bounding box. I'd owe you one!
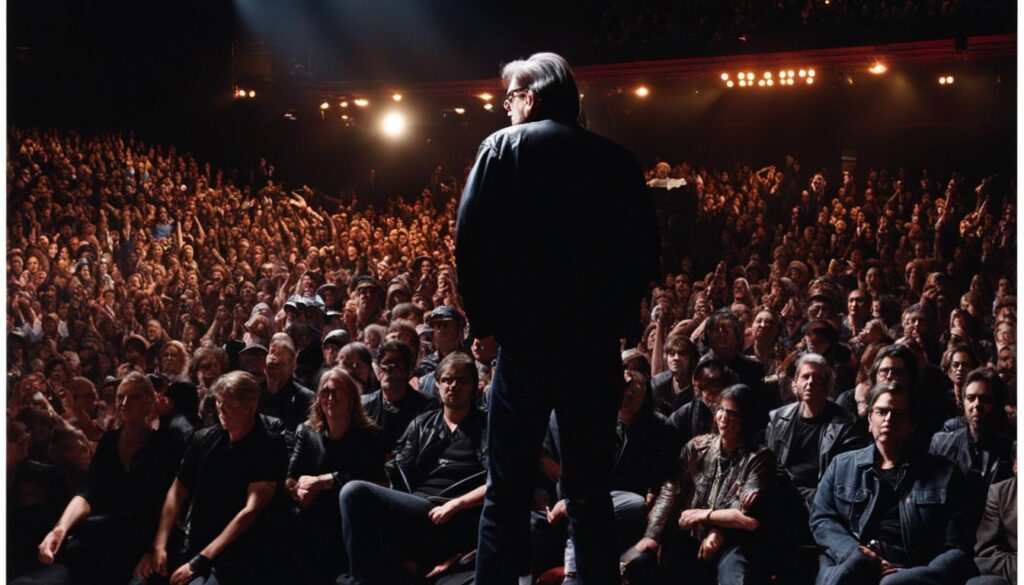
[485,120,632,159]
[652,370,674,389]
[929,427,966,454]
[362,390,382,406]
[769,401,799,422]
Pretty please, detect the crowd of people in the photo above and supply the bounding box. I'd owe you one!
[7,125,1017,585]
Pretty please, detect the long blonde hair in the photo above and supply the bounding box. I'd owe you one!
[308,368,377,433]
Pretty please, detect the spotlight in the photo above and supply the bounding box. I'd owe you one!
[381,112,407,137]
[721,73,730,81]
[946,76,954,84]
[799,69,807,77]
[766,79,774,86]
[354,99,369,107]
[787,70,795,78]
[634,86,650,97]
[478,93,493,101]
[454,107,466,114]
[235,89,246,98]
[869,61,887,75]
[739,80,747,87]
[806,77,814,85]
[764,71,772,79]
[320,102,330,110]
[758,80,766,87]
[341,114,349,120]
[746,72,754,81]
[249,90,255,98]
[392,93,403,101]
[340,101,349,108]
[939,77,947,85]
[726,80,734,88]
[779,70,786,79]
[483,103,493,111]
[808,69,816,77]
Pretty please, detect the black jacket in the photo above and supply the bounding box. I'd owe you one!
[650,371,693,417]
[455,118,659,349]
[288,422,387,487]
[260,379,315,434]
[362,387,439,451]
[385,408,488,502]
[765,401,867,504]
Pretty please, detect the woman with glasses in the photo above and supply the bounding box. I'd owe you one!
[286,367,387,584]
[625,384,775,585]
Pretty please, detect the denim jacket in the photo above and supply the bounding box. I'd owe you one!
[810,444,970,572]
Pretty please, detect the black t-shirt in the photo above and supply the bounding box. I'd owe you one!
[788,411,830,489]
[81,428,185,543]
[177,418,288,561]
[414,424,482,500]
[867,465,911,567]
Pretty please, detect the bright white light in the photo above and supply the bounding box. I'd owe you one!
[787,70,795,78]
[806,77,814,85]
[354,98,369,107]
[799,69,807,77]
[381,112,407,137]
[766,79,774,86]
[341,114,349,120]
[946,76,954,84]
[726,80,734,88]
[808,69,816,77]
[869,61,887,75]
[478,93,493,101]
[320,102,330,110]
[635,86,650,97]
[739,80,747,87]
[939,77,947,85]
[454,107,466,114]
[746,72,754,81]
[721,73,730,81]
[483,103,494,111]
[758,80,766,87]
[248,90,256,98]
[764,71,772,79]
[340,101,349,108]
[392,93,403,101]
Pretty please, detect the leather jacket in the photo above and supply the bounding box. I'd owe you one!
[810,444,971,573]
[385,408,487,502]
[455,118,659,347]
[765,401,867,502]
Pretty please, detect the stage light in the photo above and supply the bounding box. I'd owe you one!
[478,93,493,101]
[764,72,772,79]
[635,86,649,97]
[392,93,403,101]
[235,89,245,98]
[454,107,466,114]
[787,70,795,78]
[354,98,369,107]
[746,72,754,81]
[483,103,493,111]
[340,101,349,108]
[806,77,814,85]
[341,114,349,120]
[946,76,954,84]
[721,73,730,81]
[799,69,807,77]
[381,112,407,137]
[726,80,734,88]
[320,102,330,110]
[779,70,786,79]
[808,69,816,77]
[939,77,947,85]
[869,61,887,75]
[249,90,255,98]
[766,79,774,86]
[739,80,747,87]
[758,80,766,87]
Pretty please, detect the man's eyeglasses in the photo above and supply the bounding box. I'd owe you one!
[503,88,529,111]
[871,406,910,421]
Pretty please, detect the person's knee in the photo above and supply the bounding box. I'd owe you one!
[611,491,645,519]
[339,480,374,510]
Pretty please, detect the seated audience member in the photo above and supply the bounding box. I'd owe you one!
[651,333,698,416]
[157,381,201,444]
[362,340,439,452]
[262,333,316,434]
[810,381,977,585]
[767,353,866,508]
[339,341,378,394]
[286,368,387,584]
[9,420,74,584]
[940,344,981,430]
[968,446,1016,585]
[134,371,288,585]
[700,309,767,394]
[746,306,786,384]
[663,356,737,459]
[338,352,487,584]
[38,373,184,585]
[930,367,1014,547]
[626,384,775,585]
[314,328,350,388]
[63,377,103,441]
[416,306,467,396]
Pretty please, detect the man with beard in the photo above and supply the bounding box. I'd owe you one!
[261,334,315,435]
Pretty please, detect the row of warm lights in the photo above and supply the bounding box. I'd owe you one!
[234,88,256,98]
[722,68,815,88]
[938,76,955,85]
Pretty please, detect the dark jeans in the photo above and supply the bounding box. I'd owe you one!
[339,481,482,585]
[818,549,979,585]
[623,530,768,585]
[476,345,623,585]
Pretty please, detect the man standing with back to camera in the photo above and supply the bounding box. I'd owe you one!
[456,52,660,585]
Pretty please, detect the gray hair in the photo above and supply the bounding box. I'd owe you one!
[501,52,581,125]
[794,352,835,394]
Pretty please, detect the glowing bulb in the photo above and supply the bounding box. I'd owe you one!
[478,93,493,101]
[726,80,734,88]
[758,80,765,87]
[635,86,649,97]
[721,73,730,81]
[235,89,245,98]
[454,107,466,114]
[764,71,772,79]
[808,69,816,77]
[746,72,754,81]
[799,69,807,77]
[739,80,747,87]
[766,79,774,86]
[946,76,954,84]
[249,90,256,98]
[392,93,403,101]
[381,112,407,137]
[354,99,369,107]
[779,70,786,79]
[341,114,349,120]
[806,77,814,85]
[320,102,330,110]
[787,70,795,78]
[939,77,947,85]
[340,101,349,108]
[483,103,493,110]
[869,62,887,75]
